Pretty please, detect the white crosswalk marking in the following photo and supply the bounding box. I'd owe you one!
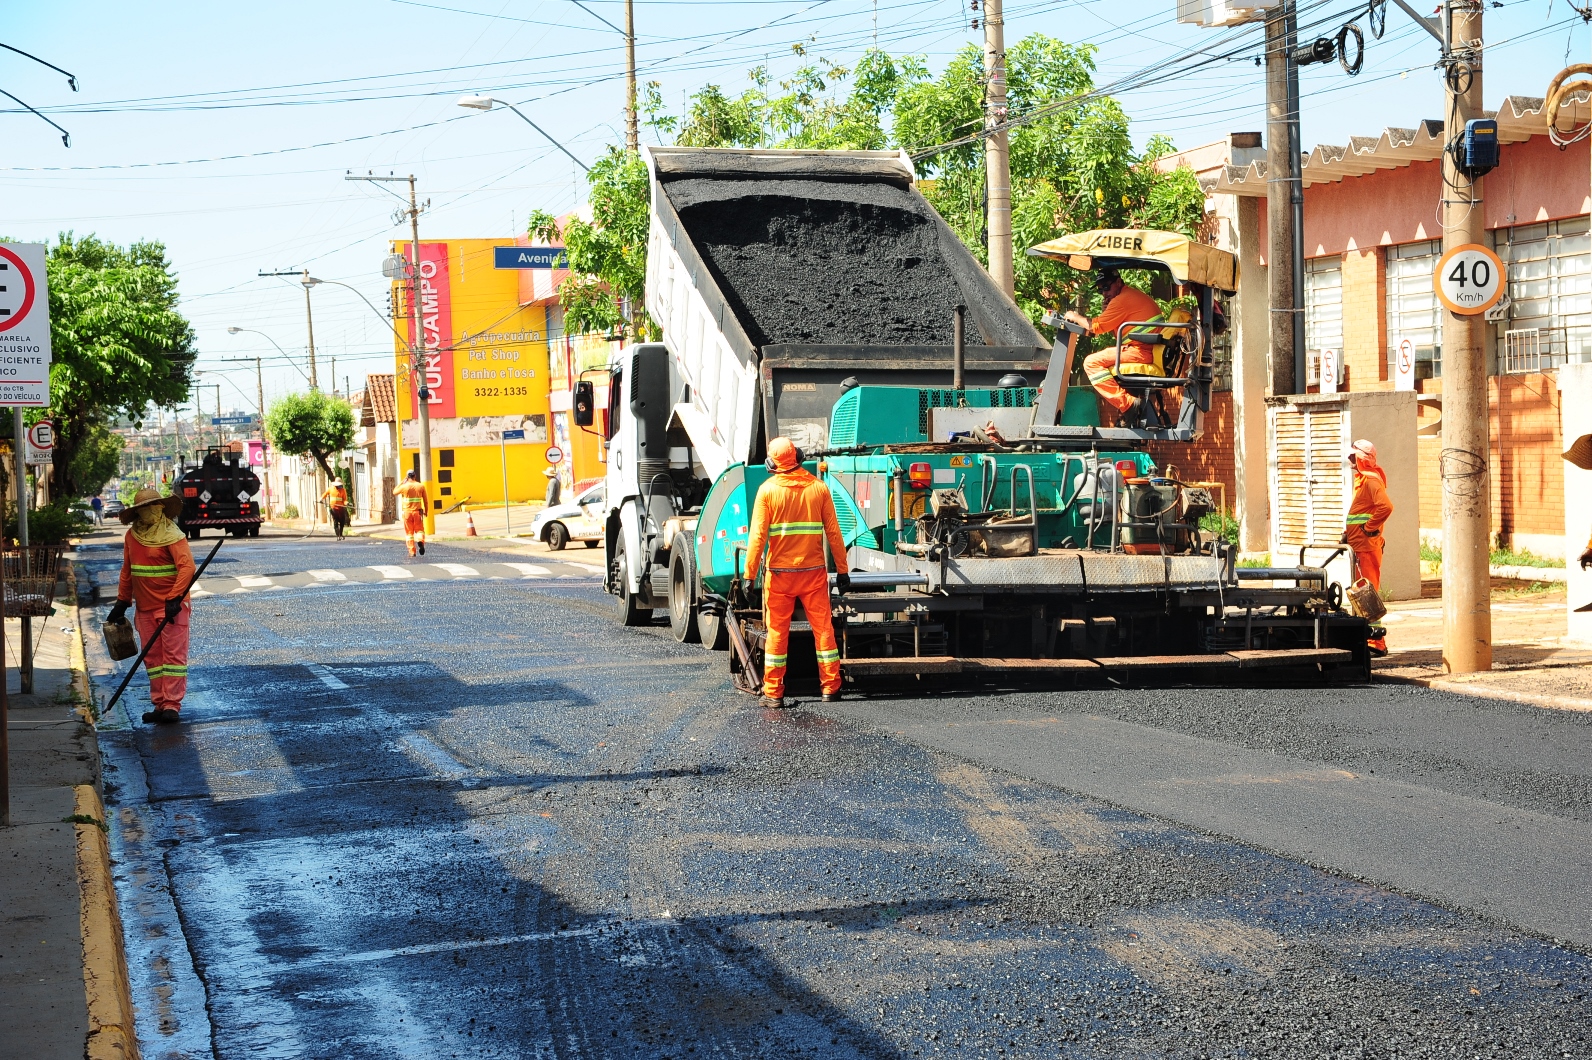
[228,587,251,594]
[503,563,551,578]
[304,663,349,690]
[307,569,347,582]
[369,565,412,579]
[192,588,213,598]
[434,563,478,578]
[238,575,273,588]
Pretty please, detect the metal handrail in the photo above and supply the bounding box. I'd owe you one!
[1111,318,1200,383]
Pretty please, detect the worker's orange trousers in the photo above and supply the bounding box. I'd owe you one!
[136,604,189,714]
[1352,537,1384,592]
[761,568,841,699]
[1084,345,1156,414]
[403,510,426,555]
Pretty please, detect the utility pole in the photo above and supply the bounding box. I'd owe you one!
[625,0,639,152]
[349,172,435,536]
[330,355,337,398]
[1264,0,1303,395]
[259,269,320,388]
[1440,0,1492,673]
[983,0,1014,298]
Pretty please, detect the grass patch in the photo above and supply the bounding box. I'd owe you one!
[1495,580,1559,598]
[63,813,107,832]
[1488,547,1561,568]
[1419,540,1443,564]
[1237,553,1271,568]
[1198,508,1240,546]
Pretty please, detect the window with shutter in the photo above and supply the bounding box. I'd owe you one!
[1273,406,1346,550]
[1387,240,1443,377]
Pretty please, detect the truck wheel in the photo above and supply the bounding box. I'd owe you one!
[612,543,653,627]
[667,537,701,644]
[546,522,569,550]
[583,539,599,548]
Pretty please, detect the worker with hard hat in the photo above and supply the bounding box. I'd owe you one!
[743,437,851,708]
[394,470,429,557]
[1344,439,1393,656]
[1065,267,1163,424]
[106,488,196,724]
[321,478,350,539]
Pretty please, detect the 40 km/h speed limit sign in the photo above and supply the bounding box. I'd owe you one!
[1434,243,1505,316]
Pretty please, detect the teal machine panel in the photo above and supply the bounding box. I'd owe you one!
[828,384,1097,447]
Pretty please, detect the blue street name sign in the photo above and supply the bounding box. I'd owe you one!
[501,428,527,441]
[211,415,255,426]
[493,246,568,269]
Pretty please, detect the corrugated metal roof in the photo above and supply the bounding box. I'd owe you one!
[1213,94,1590,197]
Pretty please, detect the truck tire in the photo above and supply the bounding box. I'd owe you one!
[612,542,653,627]
[667,536,701,643]
[546,522,569,550]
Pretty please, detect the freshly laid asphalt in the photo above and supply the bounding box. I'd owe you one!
[80,534,1592,1059]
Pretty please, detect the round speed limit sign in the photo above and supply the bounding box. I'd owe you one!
[1434,243,1505,316]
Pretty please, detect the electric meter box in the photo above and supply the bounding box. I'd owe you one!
[1459,119,1499,176]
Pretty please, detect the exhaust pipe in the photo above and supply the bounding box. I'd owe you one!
[952,304,966,390]
[830,571,930,589]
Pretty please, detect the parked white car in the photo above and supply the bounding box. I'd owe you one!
[531,484,605,550]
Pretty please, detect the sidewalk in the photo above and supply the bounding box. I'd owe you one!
[0,601,134,1059]
[1373,580,1592,709]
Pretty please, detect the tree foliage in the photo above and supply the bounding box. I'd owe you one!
[67,422,124,497]
[41,234,196,497]
[264,391,354,480]
[545,35,1206,340]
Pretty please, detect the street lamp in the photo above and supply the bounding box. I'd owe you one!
[456,95,590,174]
[226,326,310,383]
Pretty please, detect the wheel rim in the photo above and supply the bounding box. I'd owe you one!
[670,557,689,627]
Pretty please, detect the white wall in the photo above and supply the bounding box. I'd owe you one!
[1561,363,1592,643]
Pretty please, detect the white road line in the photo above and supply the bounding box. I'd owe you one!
[307,569,347,582]
[304,663,349,690]
[238,575,273,588]
[434,563,479,578]
[398,732,469,779]
[228,587,252,594]
[191,589,213,598]
[503,563,551,578]
[369,565,412,579]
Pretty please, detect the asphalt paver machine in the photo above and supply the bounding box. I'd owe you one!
[595,146,1370,693]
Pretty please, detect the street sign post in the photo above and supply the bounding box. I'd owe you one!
[544,445,564,465]
[501,428,526,441]
[0,243,53,406]
[1434,243,1505,316]
[493,246,568,269]
[1319,349,1339,394]
[1393,337,1416,391]
[211,414,255,427]
[24,419,53,466]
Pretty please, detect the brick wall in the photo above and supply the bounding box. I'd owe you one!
[1339,247,1387,389]
[1143,392,1239,515]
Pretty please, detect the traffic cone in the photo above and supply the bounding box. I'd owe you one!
[465,511,478,537]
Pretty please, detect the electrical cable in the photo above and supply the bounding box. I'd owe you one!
[1337,22,1365,73]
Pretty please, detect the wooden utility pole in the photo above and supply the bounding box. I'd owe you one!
[983,0,1014,298]
[1264,0,1302,395]
[1440,0,1492,672]
[625,0,639,153]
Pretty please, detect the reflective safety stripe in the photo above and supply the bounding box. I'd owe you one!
[1346,514,1372,525]
[146,665,188,677]
[131,564,178,577]
[815,649,840,662]
[768,521,823,535]
[1086,368,1116,384]
[763,653,788,667]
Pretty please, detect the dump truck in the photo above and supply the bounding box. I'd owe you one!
[586,146,1371,692]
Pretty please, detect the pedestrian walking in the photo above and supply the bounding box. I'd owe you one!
[322,479,350,539]
[1344,439,1393,657]
[743,436,850,708]
[543,467,561,507]
[106,488,194,724]
[90,494,103,526]
[394,470,429,557]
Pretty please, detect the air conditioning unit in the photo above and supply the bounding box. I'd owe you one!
[1177,0,1278,27]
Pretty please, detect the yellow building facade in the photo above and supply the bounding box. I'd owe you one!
[391,238,558,517]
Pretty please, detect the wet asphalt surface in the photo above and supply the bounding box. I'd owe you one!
[79,535,1592,1059]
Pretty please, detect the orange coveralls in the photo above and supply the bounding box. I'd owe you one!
[744,466,849,699]
[394,480,428,555]
[323,483,349,533]
[1082,284,1162,414]
[1347,463,1393,653]
[118,534,196,714]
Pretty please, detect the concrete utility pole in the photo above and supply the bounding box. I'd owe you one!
[983,0,1014,298]
[1440,0,1492,673]
[1264,0,1303,395]
[258,269,320,389]
[625,0,639,153]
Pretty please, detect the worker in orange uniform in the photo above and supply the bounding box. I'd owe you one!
[1065,267,1163,424]
[394,470,429,557]
[743,437,851,708]
[1344,438,1394,657]
[322,478,350,539]
[106,489,196,725]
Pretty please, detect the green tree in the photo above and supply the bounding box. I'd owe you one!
[42,234,197,497]
[264,391,354,480]
[67,422,124,497]
[539,148,653,339]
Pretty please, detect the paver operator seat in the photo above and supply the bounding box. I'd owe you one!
[1027,229,1238,436]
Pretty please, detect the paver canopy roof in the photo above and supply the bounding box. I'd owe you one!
[1027,229,1239,292]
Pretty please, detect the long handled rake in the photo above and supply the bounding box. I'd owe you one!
[103,536,225,715]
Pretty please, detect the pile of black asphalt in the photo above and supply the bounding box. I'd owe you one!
[672,178,974,348]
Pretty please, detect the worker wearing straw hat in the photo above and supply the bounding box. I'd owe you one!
[1564,435,1592,572]
[106,488,195,724]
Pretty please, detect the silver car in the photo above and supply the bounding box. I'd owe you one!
[531,484,605,550]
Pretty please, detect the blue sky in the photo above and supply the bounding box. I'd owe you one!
[1,0,1581,416]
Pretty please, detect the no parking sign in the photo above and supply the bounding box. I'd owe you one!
[0,243,53,406]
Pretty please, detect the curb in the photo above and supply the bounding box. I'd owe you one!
[1374,671,1592,713]
[69,599,142,1060]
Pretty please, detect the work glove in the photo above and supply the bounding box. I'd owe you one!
[164,597,184,621]
[1580,547,1592,571]
[1339,531,1348,545]
[107,600,130,625]
[835,571,852,594]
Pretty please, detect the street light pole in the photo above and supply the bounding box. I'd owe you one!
[625,0,638,153]
[982,0,1013,298]
[257,271,320,388]
[456,96,590,173]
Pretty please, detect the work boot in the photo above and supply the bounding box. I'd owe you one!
[142,708,181,725]
[1367,638,1388,658]
[1118,397,1146,427]
[760,695,785,709]
[821,691,842,703]
[418,540,426,556]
